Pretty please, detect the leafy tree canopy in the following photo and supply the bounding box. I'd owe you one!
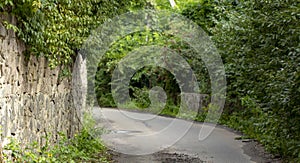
[0,0,147,69]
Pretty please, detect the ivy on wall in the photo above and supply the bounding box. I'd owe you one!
[0,0,147,69]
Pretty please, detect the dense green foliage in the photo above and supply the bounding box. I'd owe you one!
[95,31,175,107]
[95,30,210,110]
[96,0,300,161]
[210,0,299,161]
[1,0,299,161]
[179,0,300,161]
[0,0,146,69]
[2,115,110,162]
[95,0,211,113]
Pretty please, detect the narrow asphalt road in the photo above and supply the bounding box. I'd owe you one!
[92,108,277,163]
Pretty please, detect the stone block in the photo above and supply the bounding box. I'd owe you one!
[0,23,6,37]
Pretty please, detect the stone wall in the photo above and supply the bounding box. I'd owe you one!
[0,15,81,146]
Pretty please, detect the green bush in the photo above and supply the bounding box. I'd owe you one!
[211,0,299,160]
[180,0,300,161]
[2,114,110,162]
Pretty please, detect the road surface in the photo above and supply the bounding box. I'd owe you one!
[92,107,279,163]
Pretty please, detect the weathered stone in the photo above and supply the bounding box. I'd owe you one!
[0,23,6,38]
[0,14,80,148]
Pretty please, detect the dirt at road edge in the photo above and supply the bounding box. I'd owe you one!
[109,149,204,163]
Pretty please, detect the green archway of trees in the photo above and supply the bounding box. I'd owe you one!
[1,0,299,161]
[95,30,210,116]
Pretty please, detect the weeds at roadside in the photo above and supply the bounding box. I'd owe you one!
[1,114,111,163]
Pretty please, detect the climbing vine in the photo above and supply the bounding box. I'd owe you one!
[0,0,147,68]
